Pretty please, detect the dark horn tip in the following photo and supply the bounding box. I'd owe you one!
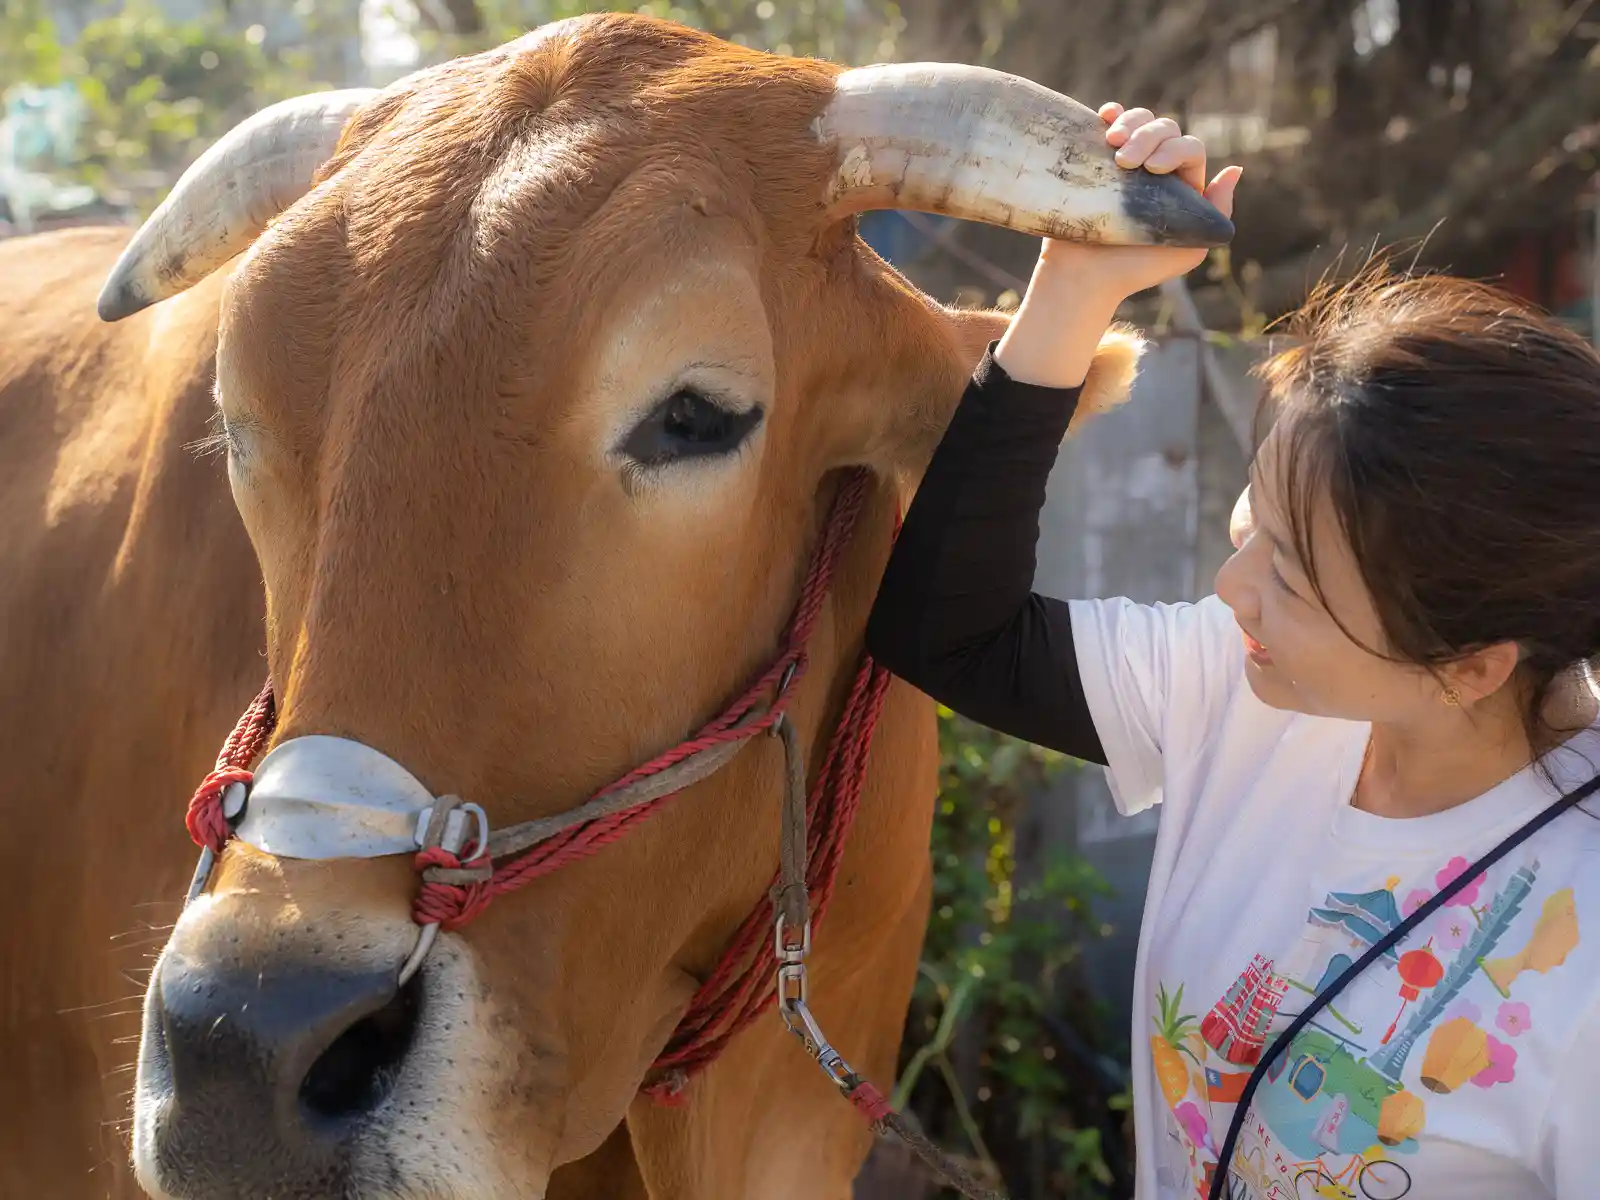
[1120,169,1235,249]
[96,279,150,323]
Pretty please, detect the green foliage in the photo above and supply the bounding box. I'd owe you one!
[899,707,1124,1197]
[0,0,62,87]
[0,2,341,216]
[64,6,269,203]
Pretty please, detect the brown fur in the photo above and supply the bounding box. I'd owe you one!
[0,14,1141,1198]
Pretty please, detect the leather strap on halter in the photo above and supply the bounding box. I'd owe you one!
[181,467,1006,1200]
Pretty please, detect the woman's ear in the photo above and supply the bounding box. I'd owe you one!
[1444,642,1523,707]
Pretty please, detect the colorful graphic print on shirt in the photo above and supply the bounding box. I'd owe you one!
[1154,855,1580,1200]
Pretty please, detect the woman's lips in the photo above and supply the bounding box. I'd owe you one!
[1241,629,1273,666]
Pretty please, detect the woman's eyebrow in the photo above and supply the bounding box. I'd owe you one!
[1256,512,1305,571]
[1245,461,1309,569]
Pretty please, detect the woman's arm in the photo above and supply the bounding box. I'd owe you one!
[865,103,1241,759]
[865,314,1115,761]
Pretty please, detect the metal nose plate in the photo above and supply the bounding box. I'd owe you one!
[232,734,437,860]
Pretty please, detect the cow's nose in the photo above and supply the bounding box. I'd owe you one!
[148,948,419,1172]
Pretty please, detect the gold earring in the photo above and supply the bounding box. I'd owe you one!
[1441,685,1462,707]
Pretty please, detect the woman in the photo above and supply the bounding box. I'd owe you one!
[867,105,1599,1200]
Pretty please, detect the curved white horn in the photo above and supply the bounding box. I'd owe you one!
[97,88,377,322]
[817,63,1233,248]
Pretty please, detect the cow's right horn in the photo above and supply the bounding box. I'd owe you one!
[817,62,1233,249]
[97,89,377,323]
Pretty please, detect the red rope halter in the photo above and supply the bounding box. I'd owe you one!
[184,469,892,1098]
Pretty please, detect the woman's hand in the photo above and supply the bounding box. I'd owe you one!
[995,104,1241,390]
[1042,103,1242,298]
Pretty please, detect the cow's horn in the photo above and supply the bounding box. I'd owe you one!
[817,62,1233,248]
[97,88,377,322]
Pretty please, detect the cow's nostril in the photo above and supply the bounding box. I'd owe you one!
[299,972,421,1123]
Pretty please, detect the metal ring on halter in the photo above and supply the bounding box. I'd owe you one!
[184,847,218,906]
[774,910,811,959]
[398,925,438,986]
[774,910,814,1039]
[398,800,492,985]
[776,659,799,697]
[769,659,800,736]
[453,801,491,860]
[184,782,251,906]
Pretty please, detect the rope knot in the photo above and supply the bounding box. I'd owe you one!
[846,1078,893,1125]
[413,846,495,930]
[185,766,255,853]
[641,1070,691,1106]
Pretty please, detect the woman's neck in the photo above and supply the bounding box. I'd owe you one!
[1354,676,1595,819]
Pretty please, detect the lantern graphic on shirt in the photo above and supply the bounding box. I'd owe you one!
[1376,1088,1426,1145]
[1380,942,1444,1045]
[1419,1016,1492,1093]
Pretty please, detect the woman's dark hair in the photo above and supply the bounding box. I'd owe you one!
[1255,263,1600,758]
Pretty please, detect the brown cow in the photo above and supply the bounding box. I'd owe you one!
[0,14,1227,1198]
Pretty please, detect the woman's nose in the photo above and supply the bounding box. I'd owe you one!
[1214,543,1259,621]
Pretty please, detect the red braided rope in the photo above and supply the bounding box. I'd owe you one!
[641,653,892,1094]
[182,469,894,1101]
[185,680,277,852]
[410,471,875,935]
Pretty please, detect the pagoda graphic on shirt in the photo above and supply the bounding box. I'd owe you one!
[1305,886,1405,992]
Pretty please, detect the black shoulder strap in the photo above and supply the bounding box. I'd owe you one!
[1207,771,1600,1200]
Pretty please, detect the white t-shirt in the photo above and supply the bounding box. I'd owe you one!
[1068,592,1600,1200]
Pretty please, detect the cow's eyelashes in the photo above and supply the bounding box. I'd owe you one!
[620,389,763,468]
[188,409,242,462]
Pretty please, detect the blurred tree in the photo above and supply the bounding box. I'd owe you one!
[893,709,1124,1198]
[889,0,1600,328]
[67,5,269,203]
[405,1,1600,328]
[0,2,307,214]
[1,0,64,86]
[13,0,1600,315]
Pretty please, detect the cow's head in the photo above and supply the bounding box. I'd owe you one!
[100,15,1228,1199]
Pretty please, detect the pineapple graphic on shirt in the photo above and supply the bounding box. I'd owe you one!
[1152,982,1201,1107]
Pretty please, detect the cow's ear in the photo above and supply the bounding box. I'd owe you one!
[1070,320,1146,433]
[869,304,1145,479]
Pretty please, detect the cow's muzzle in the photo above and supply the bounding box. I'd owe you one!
[137,944,417,1198]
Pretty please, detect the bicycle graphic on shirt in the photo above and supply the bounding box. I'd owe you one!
[1290,1144,1412,1200]
[1218,1142,1412,1200]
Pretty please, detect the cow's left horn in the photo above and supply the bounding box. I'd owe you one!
[97,89,377,322]
[817,62,1233,249]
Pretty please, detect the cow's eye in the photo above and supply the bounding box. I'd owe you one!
[621,389,763,467]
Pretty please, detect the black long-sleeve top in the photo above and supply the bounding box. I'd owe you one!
[864,344,1107,765]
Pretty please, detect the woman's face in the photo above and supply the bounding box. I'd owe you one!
[1214,432,1444,723]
